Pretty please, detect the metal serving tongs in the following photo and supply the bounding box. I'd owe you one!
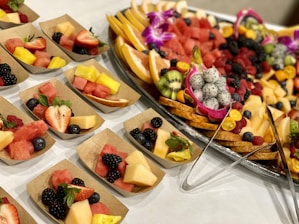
[266,106,299,223]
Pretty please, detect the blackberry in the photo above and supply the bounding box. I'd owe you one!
[230,79,240,89]
[73,44,89,54]
[150,117,163,128]
[143,140,154,151]
[231,63,243,75]
[130,128,141,138]
[48,200,67,220]
[41,188,56,206]
[160,68,169,76]
[2,74,13,86]
[228,40,239,55]
[55,185,66,204]
[219,42,228,50]
[71,177,85,186]
[52,32,63,44]
[134,132,146,145]
[106,170,121,183]
[243,89,251,101]
[0,63,11,76]
[9,74,17,85]
[102,154,122,170]
[88,192,100,204]
[183,18,191,26]
[242,132,254,142]
[143,128,157,142]
[170,58,178,67]
[26,98,39,110]
[158,50,166,58]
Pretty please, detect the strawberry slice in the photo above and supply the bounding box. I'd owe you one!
[74,29,99,49]
[67,184,94,202]
[0,197,9,204]
[45,105,71,133]
[24,36,47,52]
[0,203,20,224]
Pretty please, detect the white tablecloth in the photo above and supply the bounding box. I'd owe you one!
[1,0,297,223]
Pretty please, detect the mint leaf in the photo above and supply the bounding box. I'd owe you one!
[8,0,24,11]
[165,132,193,153]
[38,94,49,107]
[51,97,72,107]
[0,113,16,129]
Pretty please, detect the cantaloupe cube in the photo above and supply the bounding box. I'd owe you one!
[0,131,14,151]
[69,115,97,129]
[153,128,170,158]
[6,13,20,23]
[123,164,157,187]
[55,21,76,39]
[125,150,151,171]
[65,200,92,224]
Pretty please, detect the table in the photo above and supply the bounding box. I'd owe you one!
[1,0,298,223]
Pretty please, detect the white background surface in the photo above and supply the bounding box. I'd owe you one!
[1,0,298,223]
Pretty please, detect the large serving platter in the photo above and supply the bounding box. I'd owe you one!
[107,8,296,187]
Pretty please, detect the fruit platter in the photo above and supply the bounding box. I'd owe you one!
[77,128,165,197]
[18,78,105,140]
[0,186,38,223]
[0,45,29,89]
[0,96,55,165]
[0,23,72,74]
[0,1,39,29]
[107,0,299,185]
[27,159,129,224]
[64,58,141,113]
[124,108,202,168]
[39,14,110,62]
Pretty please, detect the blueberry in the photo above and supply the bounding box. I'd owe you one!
[26,98,39,111]
[183,18,191,26]
[231,92,240,102]
[134,133,146,145]
[209,32,215,40]
[160,68,169,76]
[148,42,157,50]
[290,100,296,108]
[143,140,154,151]
[242,132,254,142]
[275,101,283,110]
[88,192,100,204]
[170,59,178,67]
[158,50,166,58]
[32,137,46,151]
[67,124,81,134]
[255,73,262,79]
[243,110,252,119]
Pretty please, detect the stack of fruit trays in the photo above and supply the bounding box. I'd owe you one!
[107,0,299,181]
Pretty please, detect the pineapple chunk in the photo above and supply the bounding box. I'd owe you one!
[123,164,157,187]
[262,87,277,105]
[65,200,92,224]
[125,150,151,171]
[95,73,120,94]
[74,64,98,82]
[153,128,170,158]
[13,47,37,65]
[277,116,291,144]
[91,214,122,224]
[69,115,97,129]
[0,131,14,150]
[55,21,76,38]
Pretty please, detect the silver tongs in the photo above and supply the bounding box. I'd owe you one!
[266,106,299,223]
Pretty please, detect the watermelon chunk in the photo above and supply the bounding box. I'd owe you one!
[114,178,134,192]
[34,50,51,60]
[33,57,51,68]
[100,144,118,156]
[174,17,188,33]
[95,156,109,177]
[13,120,48,142]
[90,202,110,215]
[59,35,74,51]
[7,140,34,160]
[83,81,97,94]
[5,38,24,54]
[39,82,57,103]
[32,104,48,120]
[93,84,110,99]
[72,76,88,91]
[51,169,73,189]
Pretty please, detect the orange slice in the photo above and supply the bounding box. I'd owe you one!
[148,49,170,87]
[124,9,145,33]
[122,21,148,51]
[106,15,129,42]
[116,11,137,31]
[121,43,152,84]
[221,117,236,131]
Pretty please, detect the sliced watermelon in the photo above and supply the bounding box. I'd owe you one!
[100,144,118,156]
[39,82,57,103]
[13,120,48,142]
[203,52,216,68]
[174,17,188,34]
[95,156,109,177]
[90,202,110,215]
[114,178,134,192]
[7,140,33,160]
[59,35,74,51]
[93,84,110,99]
[117,161,127,177]
[32,104,48,120]
[190,17,200,27]
[51,169,73,189]
[34,50,51,60]
[210,28,226,48]
[33,57,51,68]
[198,18,212,29]
[83,81,97,95]
[5,38,24,54]
[72,76,88,91]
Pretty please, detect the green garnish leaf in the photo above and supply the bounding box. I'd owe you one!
[59,183,81,208]
[0,113,16,130]
[38,94,49,107]
[51,97,72,108]
[8,0,24,12]
[165,132,193,154]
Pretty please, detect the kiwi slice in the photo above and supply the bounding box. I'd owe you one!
[290,119,299,134]
[157,70,182,100]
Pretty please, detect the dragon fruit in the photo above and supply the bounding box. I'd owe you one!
[202,67,219,83]
[190,73,205,90]
[203,98,219,110]
[217,91,231,107]
[202,83,218,98]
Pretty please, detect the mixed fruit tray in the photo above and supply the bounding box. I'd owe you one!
[107,0,299,184]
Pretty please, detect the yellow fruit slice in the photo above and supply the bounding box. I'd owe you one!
[124,8,145,33]
[121,43,152,84]
[221,117,236,131]
[176,89,185,103]
[155,0,167,12]
[130,0,149,27]
[163,1,176,10]
[91,214,122,224]
[116,11,137,31]
[277,25,299,37]
[106,14,128,42]
[114,35,126,61]
[148,49,170,86]
[122,21,148,51]
[175,0,188,16]
[140,0,155,14]
[229,109,242,121]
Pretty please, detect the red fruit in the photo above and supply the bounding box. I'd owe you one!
[95,156,109,177]
[114,178,134,192]
[0,77,4,86]
[288,109,299,120]
[244,65,257,75]
[252,136,264,145]
[18,12,28,23]
[250,87,262,96]
[39,82,57,103]
[83,81,97,95]
[12,120,48,142]
[88,46,99,55]
[7,140,34,160]
[294,77,299,92]
[74,29,99,48]
[198,18,212,29]
[0,203,20,224]
[24,36,47,52]
[231,101,243,111]
[93,84,110,99]
[5,38,24,54]
[0,0,8,9]
[51,169,73,189]
[90,202,110,215]
[67,184,94,202]
[6,115,23,128]
[32,104,48,120]
[0,197,9,204]
[72,76,88,91]
[33,57,51,68]
[261,61,271,73]
[253,82,263,90]
[231,117,247,134]
[45,105,72,133]
[227,86,236,94]
[59,35,74,51]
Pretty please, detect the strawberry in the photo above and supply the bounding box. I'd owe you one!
[24,36,47,52]
[293,77,299,92]
[252,136,264,145]
[67,184,94,202]
[45,105,71,133]
[0,197,9,204]
[288,109,299,120]
[0,203,20,224]
[74,29,99,49]
[0,77,4,86]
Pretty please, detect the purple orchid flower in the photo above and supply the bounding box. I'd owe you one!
[278,30,299,52]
